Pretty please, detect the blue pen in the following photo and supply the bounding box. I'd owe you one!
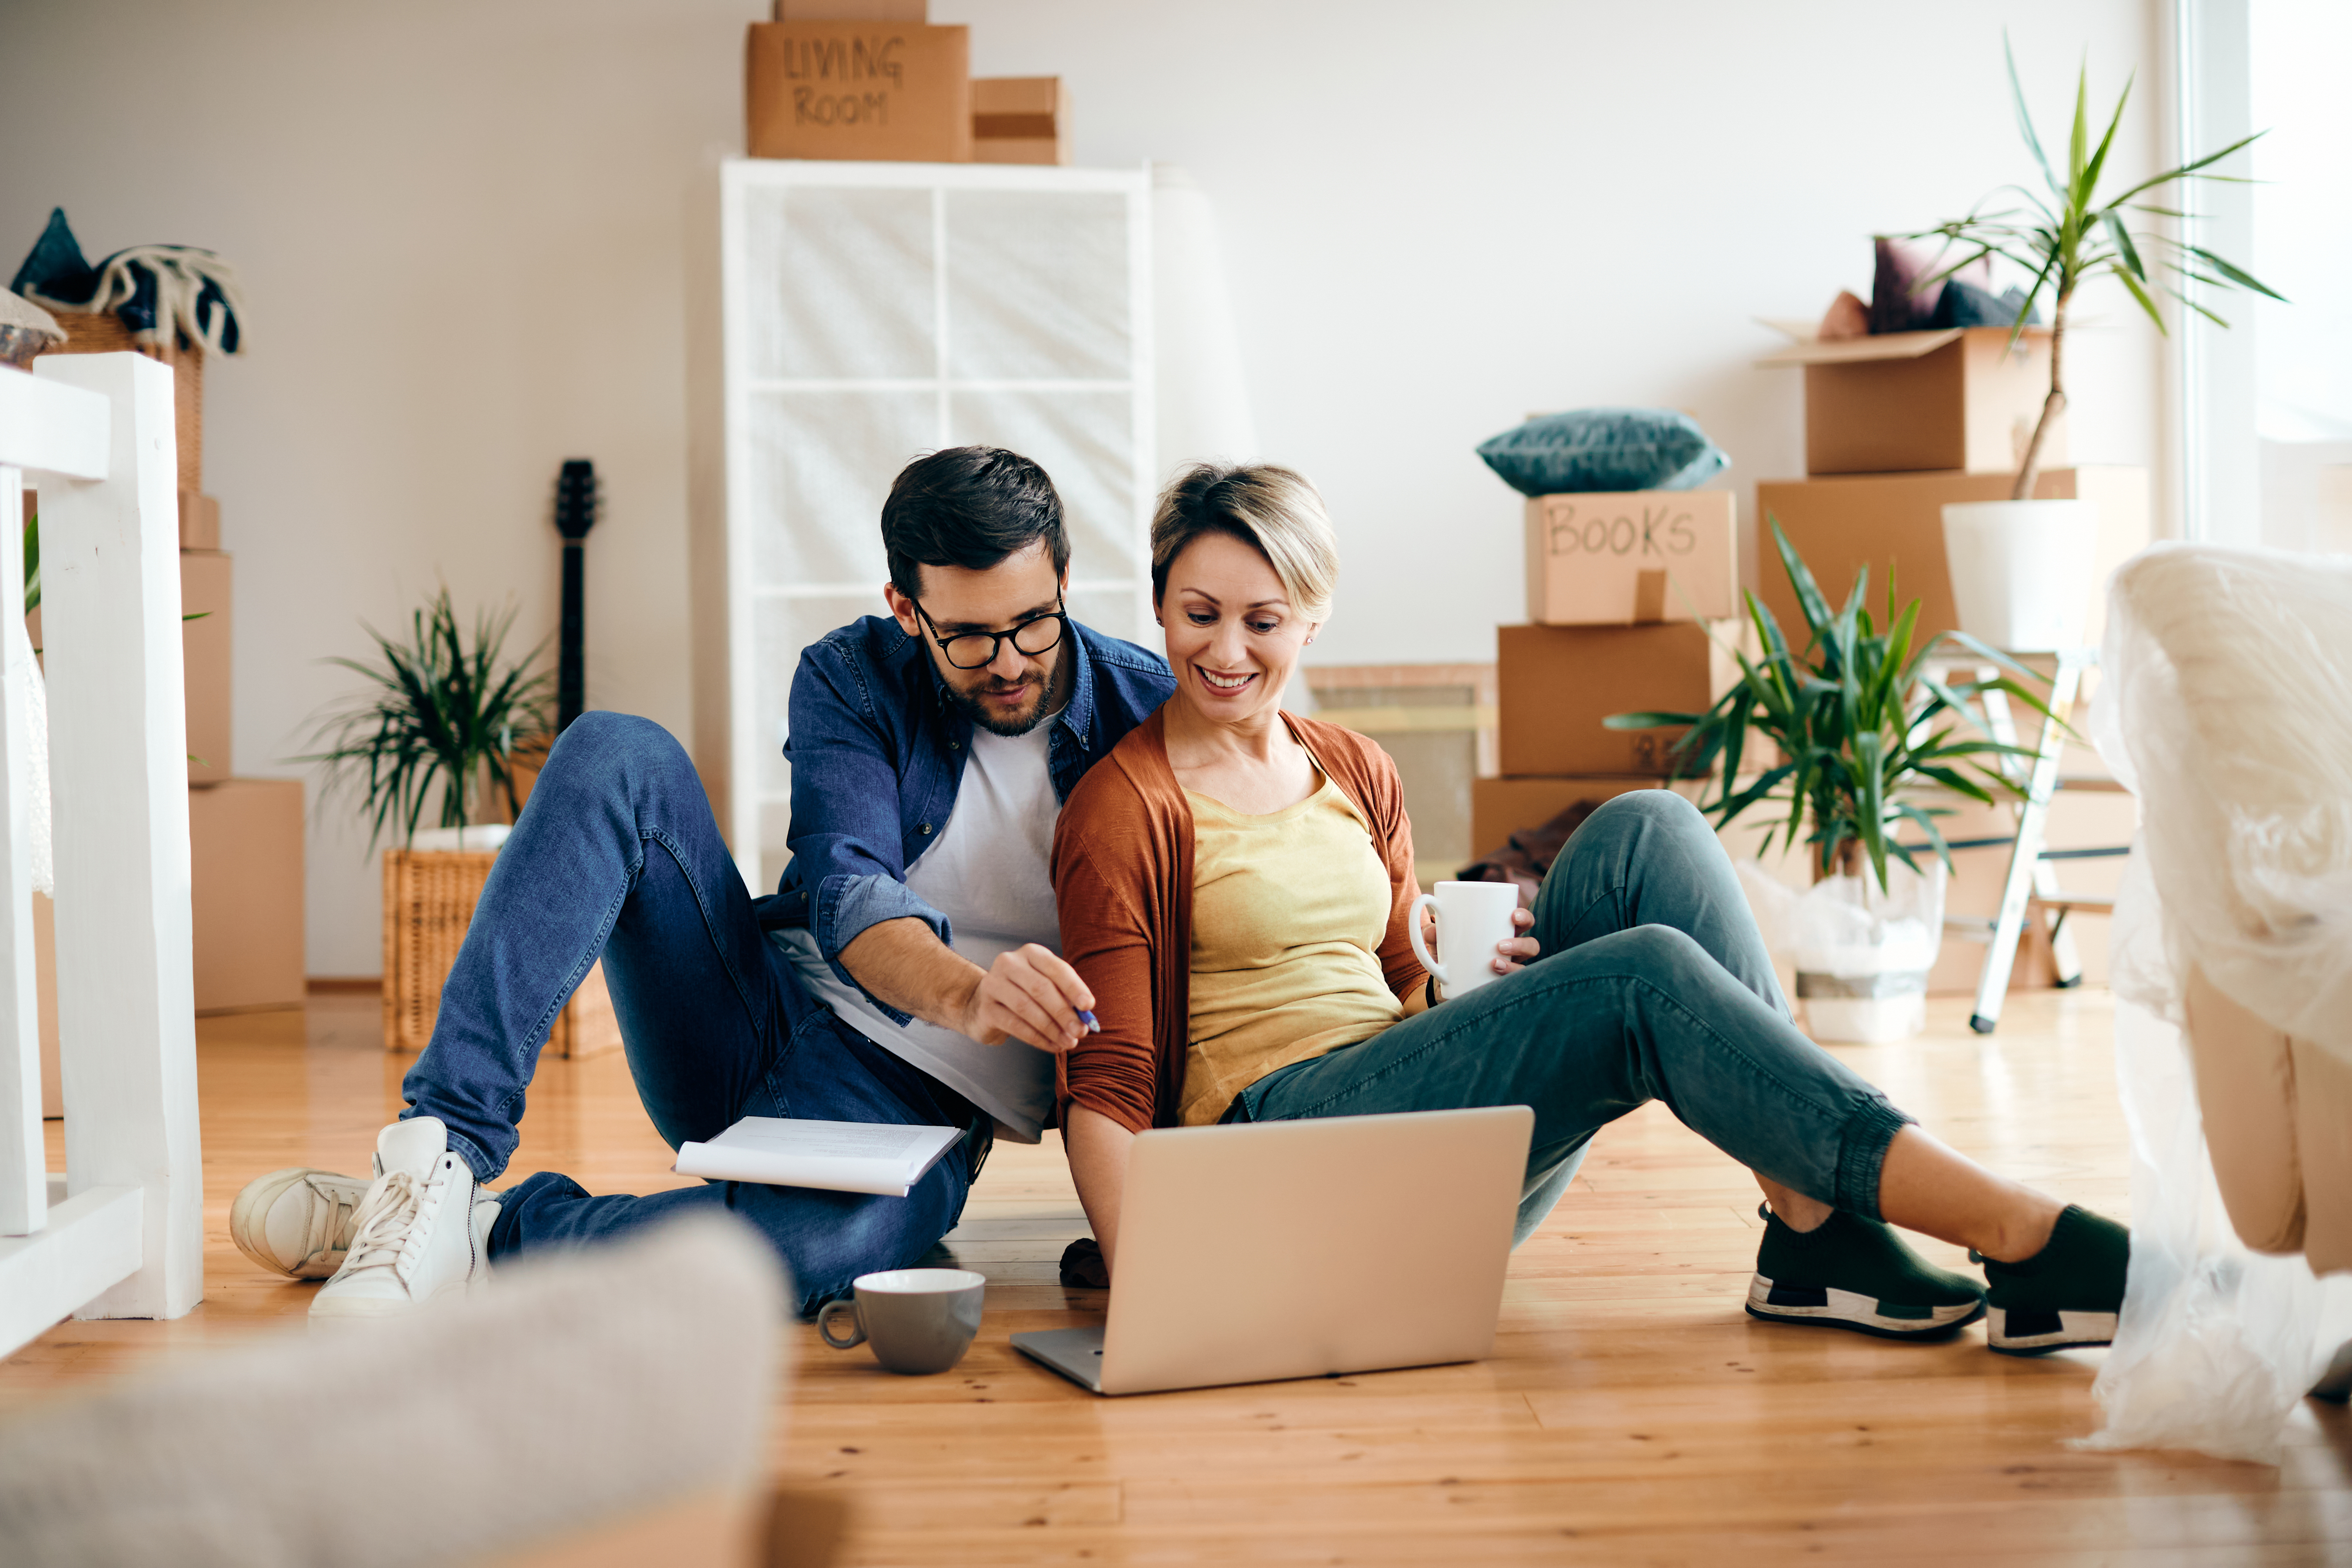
[1077,1009,1100,1034]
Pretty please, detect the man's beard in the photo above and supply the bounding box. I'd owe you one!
[945,662,1056,737]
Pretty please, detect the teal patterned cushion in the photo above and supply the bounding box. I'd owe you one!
[1476,408,1728,497]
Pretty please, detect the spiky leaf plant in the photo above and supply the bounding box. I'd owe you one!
[298,588,553,851]
[1608,518,2064,892]
[1913,34,2281,499]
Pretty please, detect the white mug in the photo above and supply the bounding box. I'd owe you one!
[1407,880,1523,999]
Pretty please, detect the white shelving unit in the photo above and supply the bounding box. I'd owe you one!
[698,158,1156,893]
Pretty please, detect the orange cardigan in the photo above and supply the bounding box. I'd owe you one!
[1050,705,1428,1134]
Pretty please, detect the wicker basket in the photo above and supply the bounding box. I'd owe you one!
[381,849,622,1059]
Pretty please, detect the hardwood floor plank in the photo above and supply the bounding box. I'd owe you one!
[6,989,2346,1566]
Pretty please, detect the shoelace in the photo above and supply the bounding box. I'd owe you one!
[342,1167,444,1278]
[309,1178,359,1262]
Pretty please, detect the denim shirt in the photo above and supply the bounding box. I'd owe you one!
[759,613,1174,1024]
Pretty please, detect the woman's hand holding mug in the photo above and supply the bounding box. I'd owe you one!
[1408,882,1535,1001]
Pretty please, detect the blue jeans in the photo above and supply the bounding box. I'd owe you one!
[399,713,988,1316]
[1230,792,1914,1245]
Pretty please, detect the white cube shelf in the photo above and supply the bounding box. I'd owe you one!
[699,159,1156,893]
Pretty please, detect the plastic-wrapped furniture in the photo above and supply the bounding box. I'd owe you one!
[2081,541,2352,1464]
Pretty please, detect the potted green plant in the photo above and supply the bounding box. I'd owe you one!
[1916,38,2280,650]
[1608,521,2056,1041]
[299,589,557,1053]
[299,587,551,851]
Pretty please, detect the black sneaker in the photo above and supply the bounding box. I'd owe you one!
[1746,1204,1986,1340]
[1978,1205,2129,1355]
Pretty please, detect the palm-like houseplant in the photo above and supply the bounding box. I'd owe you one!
[1918,37,2280,502]
[1608,519,2058,893]
[299,588,553,851]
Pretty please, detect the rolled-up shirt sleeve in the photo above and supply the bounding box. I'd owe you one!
[785,645,951,1025]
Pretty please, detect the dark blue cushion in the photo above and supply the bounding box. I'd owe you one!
[1476,408,1729,497]
[1932,279,2042,330]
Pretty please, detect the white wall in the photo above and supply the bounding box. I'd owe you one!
[0,0,2167,976]
[947,0,2168,653]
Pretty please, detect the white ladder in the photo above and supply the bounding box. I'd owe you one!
[1924,648,2127,1035]
[0,353,204,1358]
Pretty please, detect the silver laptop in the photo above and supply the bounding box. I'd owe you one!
[1011,1105,1532,1396]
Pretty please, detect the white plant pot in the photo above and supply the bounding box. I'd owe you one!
[1788,865,1945,1045]
[1940,498,2100,651]
[405,823,512,854]
[1802,989,1927,1045]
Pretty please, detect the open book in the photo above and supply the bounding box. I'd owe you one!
[671,1117,965,1197]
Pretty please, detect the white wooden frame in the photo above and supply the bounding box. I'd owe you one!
[710,159,1156,891]
[0,354,204,1359]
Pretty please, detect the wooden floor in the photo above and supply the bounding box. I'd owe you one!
[8,989,2350,1564]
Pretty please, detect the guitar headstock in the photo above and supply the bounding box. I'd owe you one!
[553,458,599,541]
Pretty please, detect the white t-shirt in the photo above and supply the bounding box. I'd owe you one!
[775,718,1062,1142]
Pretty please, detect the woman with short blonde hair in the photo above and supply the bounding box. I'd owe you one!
[1045,459,2132,1356]
[1149,462,1339,621]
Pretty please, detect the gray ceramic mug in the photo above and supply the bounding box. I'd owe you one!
[817,1267,987,1375]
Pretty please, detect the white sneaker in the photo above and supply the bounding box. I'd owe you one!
[229,1167,371,1279]
[310,1117,499,1324]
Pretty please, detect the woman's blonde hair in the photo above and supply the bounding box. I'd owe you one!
[1149,463,1338,620]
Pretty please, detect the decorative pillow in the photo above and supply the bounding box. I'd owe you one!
[1476,408,1729,497]
[1933,279,2042,330]
[1869,235,1993,335]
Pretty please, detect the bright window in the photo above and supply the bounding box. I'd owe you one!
[2251,0,2352,547]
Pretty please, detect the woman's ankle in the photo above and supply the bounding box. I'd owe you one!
[1976,1195,2065,1265]
[1759,1181,1833,1234]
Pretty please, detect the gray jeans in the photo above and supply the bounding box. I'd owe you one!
[1228,791,1915,1245]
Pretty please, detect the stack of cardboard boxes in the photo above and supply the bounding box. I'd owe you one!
[1476,341,2140,994]
[745,0,1071,165]
[1748,326,2146,991]
[1474,489,1744,857]
[31,314,304,1064]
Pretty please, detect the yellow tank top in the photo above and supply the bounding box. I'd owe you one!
[1180,768,1403,1126]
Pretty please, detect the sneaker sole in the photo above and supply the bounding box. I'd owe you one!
[1746,1273,1986,1341]
[308,1274,478,1326]
[1987,1307,2118,1355]
[229,1168,359,1281]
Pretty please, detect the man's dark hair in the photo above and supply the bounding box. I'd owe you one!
[882,447,1069,599]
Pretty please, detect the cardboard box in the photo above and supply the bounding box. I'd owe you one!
[180,490,219,551]
[1754,466,2149,649]
[775,0,924,17]
[180,548,233,784]
[1470,775,1709,860]
[190,777,306,1013]
[973,76,1070,165]
[39,310,204,491]
[1759,327,2063,477]
[1524,490,1736,625]
[27,549,236,783]
[746,21,971,163]
[1497,620,1742,777]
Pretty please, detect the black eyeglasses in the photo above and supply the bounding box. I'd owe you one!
[910,597,1069,670]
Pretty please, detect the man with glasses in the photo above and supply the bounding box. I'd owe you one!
[229,447,1173,1319]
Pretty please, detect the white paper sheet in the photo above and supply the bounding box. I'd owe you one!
[672,1117,963,1197]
